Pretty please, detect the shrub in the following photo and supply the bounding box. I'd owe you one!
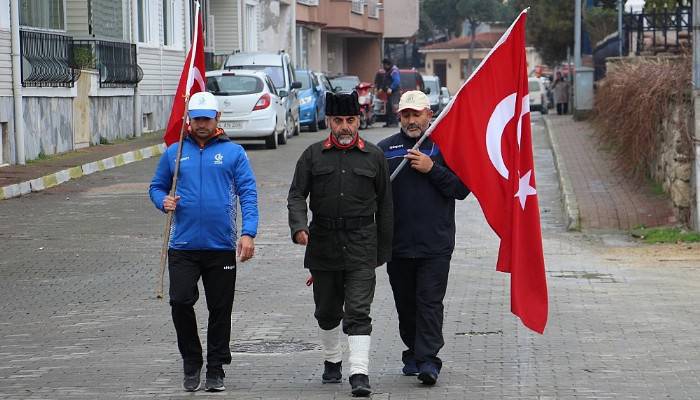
[592,55,693,181]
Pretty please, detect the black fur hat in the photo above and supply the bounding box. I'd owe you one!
[325,91,360,116]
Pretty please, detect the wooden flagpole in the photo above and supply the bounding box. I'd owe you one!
[156,0,202,299]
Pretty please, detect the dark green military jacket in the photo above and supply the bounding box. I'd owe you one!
[287,136,393,270]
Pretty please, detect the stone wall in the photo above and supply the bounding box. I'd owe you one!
[89,96,135,145]
[22,97,74,160]
[650,102,694,226]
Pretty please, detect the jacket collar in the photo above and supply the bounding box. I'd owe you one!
[322,134,368,152]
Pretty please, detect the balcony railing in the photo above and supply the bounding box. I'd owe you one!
[624,6,691,55]
[297,0,319,5]
[73,40,143,88]
[351,0,364,15]
[20,30,79,88]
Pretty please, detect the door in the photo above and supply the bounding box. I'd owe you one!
[433,59,447,93]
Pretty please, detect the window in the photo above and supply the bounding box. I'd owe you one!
[244,3,257,51]
[90,0,125,40]
[163,0,174,46]
[20,0,64,30]
[460,59,481,79]
[206,75,263,96]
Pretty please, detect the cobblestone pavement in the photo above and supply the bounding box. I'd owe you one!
[1,117,700,399]
[544,115,676,231]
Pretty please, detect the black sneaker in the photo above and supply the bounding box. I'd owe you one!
[182,367,201,392]
[349,373,371,397]
[204,366,225,392]
[417,362,439,386]
[322,361,342,383]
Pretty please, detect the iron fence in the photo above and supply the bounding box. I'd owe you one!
[73,40,143,88]
[20,29,78,88]
[624,6,691,55]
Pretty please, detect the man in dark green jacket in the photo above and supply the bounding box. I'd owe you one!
[287,91,393,397]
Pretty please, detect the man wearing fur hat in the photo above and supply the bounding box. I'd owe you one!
[287,91,393,397]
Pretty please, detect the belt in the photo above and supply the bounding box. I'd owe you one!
[313,216,375,230]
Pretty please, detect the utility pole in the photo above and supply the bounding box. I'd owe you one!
[574,0,582,71]
[618,0,623,56]
[693,0,700,229]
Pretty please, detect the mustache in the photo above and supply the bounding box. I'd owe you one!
[405,123,421,131]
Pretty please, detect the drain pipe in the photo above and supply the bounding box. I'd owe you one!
[10,0,25,164]
[693,0,700,230]
[131,0,142,137]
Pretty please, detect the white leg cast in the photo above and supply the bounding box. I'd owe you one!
[347,335,371,376]
[320,326,342,363]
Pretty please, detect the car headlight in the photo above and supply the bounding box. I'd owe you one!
[299,96,313,105]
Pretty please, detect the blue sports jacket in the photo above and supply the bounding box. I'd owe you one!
[149,135,258,250]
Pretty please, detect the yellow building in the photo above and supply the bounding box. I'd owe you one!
[419,32,542,95]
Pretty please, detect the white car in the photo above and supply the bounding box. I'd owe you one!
[528,77,548,114]
[206,69,287,149]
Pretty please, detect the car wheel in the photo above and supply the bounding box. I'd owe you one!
[294,118,301,136]
[265,130,278,149]
[309,111,319,132]
[278,124,288,145]
[319,118,327,130]
[285,114,294,138]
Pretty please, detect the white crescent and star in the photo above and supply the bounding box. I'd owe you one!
[484,92,536,210]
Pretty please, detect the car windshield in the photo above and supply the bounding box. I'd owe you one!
[400,72,419,90]
[330,76,360,92]
[297,71,312,90]
[206,75,263,96]
[424,79,439,95]
[228,65,285,89]
[528,81,541,92]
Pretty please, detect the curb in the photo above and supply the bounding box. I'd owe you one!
[0,143,166,201]
[543,116,580,231]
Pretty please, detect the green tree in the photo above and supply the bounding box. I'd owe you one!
[644,0,689,11]
[508,0,575,66]
[422,0,463,39]
[584,6,618,47]
[456,0,509,75]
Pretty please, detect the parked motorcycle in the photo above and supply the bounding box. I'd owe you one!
[355,82,375,129]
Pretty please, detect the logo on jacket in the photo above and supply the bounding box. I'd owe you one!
[223,265,235,270]
[180,156,190,162]
[389,144,403,150]
[214,153,224,165]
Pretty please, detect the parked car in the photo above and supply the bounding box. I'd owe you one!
[223,51,302,138]
[528,77,548,114]
[206,69,287,149]
[316,72,335,94]
[440,86,452,109]
[421,74,443,116]
[295,69,327,132]
[329,75,361,93]
[374,68,427,122]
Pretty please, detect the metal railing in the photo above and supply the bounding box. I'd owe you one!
[624,6,691,55]
[20,30,78,88]
[351,0,364,15]
[73,40,143,88]
[297,0,319,5]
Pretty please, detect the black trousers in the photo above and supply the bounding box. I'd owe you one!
[384,91,400,126]
[387,256,451,370]
[556,102,568,115]
[310,268,376,335]
[168,249,236,374]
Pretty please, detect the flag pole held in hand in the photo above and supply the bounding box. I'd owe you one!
[156,0,206,299]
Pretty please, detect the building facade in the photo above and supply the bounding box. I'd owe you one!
[295,0,382,83]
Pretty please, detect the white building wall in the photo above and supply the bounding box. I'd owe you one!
[383,0,418,39]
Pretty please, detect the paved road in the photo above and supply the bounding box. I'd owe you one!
[1,117,700,399]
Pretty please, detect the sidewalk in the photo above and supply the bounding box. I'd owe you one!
[0,133,165,200]
[544,114,676,231]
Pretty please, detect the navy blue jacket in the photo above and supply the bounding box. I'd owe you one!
[377,130,469,258]
[149,135,258,250]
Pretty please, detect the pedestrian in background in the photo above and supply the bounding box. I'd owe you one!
[378,58,401,128]
[149,91,259,393]
[287,91,393,397]
[377,90,470,386]
[552,71,570,115]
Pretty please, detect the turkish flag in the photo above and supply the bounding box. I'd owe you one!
[428,10,548,333]
[163,10,207,146]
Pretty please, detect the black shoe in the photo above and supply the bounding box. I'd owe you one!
[322,360,342,383]
[417,362,439,385]
[204,366,225,392]
[349,374,371,397]
[182,367,201,392]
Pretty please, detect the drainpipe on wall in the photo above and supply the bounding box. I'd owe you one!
[131,0,142,137]
[693,0,700,230]
[9,0,24,164]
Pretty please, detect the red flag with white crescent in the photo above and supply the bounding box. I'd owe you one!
[428,9,548,333]
[163,9,207,146]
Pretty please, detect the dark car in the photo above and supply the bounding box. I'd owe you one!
[374,69,427,122]
[329,75,361,93]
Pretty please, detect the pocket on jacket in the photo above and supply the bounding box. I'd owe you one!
[311,165,335,194]
[350,167,377,199]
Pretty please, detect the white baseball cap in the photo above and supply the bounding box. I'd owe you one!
[188,91,219,119]
[397,90,431,112]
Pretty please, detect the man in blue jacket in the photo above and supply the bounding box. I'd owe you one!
[377,90,469,386]
[379,58,400,128]
[149,91,258,393]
